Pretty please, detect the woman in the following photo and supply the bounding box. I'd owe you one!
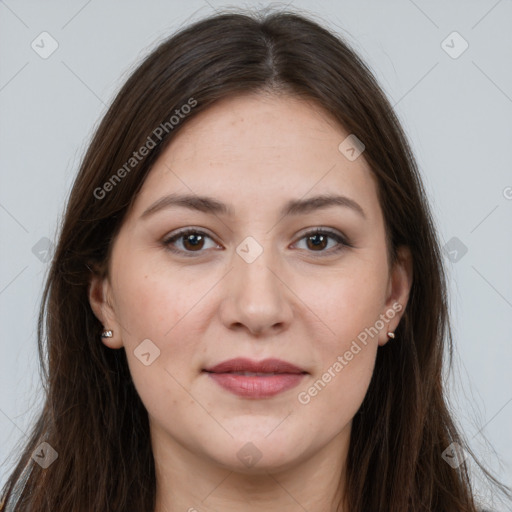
[1,8,509,512]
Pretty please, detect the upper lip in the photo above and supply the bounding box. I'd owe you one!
[203,357,307,374]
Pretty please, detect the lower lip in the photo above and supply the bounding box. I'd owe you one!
[206,372,306,398]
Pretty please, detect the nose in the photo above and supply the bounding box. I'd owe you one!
[218,243,294,337]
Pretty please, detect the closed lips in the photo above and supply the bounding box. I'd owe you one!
[203,357,308,398]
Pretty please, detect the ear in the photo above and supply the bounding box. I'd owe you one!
[88,272,123,349]
[379,245,413,347]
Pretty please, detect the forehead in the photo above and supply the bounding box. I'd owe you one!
[129,93,381,222]
[166,92,362,167]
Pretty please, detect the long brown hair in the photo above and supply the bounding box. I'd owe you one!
[1,7,509,511]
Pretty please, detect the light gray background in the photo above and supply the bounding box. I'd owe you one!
[1,0,511,508]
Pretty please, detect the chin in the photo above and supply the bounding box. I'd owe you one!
[199,428,312,474]
[216,449,303,475]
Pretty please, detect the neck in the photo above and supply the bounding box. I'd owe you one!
[152,424,349,512]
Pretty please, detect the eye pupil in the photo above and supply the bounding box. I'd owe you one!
[183,233,204,250]
[307,234,327,250]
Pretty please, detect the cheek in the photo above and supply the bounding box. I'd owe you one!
[296,313,378,435]
[304,262,388,347]
[111,268,203,423]
[111,247,200,342]
[295,260,386,412]
[109,253,205,394]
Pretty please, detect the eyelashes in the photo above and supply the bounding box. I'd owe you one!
[162,227,352,258]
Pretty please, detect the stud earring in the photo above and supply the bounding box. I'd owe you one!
[387,331,395,339]
[101,329,113,338]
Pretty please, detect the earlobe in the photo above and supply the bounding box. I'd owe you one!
[88,273,123,349]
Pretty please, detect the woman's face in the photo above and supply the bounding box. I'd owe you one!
[90,93,411,475]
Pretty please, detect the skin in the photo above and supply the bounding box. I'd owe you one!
[89,92,413,512]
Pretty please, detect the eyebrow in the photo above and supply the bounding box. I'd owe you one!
[140,193,366,220]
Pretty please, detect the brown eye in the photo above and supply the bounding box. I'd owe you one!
[182,232,205,251]
[294,228,350,255]
[305,233,329,251]
[163,229,220,256]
